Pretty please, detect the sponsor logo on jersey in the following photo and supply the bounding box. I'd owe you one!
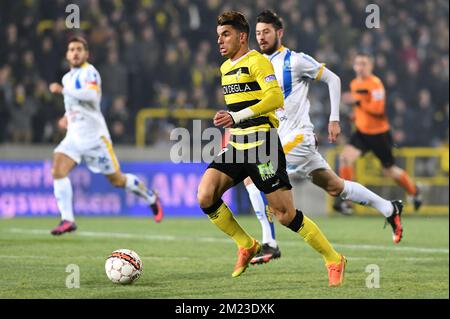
[222,81,261,95]
[236,68,242,81]
[264,74,277,82]
[284,60,291,70]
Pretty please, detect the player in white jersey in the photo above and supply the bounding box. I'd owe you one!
[247,11,404,262]
[48,37,163,235]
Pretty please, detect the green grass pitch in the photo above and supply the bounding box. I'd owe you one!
[0,215,448,299]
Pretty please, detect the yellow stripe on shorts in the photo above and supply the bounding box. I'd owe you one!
[101,136,120,171]
[229,124,271,136]
[283,134,304,154]
[229,139,265,150]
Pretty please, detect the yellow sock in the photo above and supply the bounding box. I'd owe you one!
[298,216,341,265]
[208,201,254,249]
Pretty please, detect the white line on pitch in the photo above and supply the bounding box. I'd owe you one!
[0,255,190,260]
[0,255,446,262]
[346,256,448,261]
[8,228,449,254]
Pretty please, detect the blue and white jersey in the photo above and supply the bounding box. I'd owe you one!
[265,46,324,138]
[61,62,110,148]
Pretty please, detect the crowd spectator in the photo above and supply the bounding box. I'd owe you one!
[0,0,447,147]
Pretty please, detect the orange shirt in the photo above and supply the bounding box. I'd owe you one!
[350,74,390,135]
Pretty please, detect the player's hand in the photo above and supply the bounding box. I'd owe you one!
[342,92,356,104]
[57,116,68,130]
[49,83,63,94]
[213,110,234,128]
[328,121,341,143]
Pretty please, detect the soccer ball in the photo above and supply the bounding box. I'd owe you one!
[105,249,143,284]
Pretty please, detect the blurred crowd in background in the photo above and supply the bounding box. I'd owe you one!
[0,0,448,147]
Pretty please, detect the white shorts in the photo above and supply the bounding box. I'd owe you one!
[54,135,120,175]
[281,131,330,179]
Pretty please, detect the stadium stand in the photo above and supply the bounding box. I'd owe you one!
[0,0,448,147]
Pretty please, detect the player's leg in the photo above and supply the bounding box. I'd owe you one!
[313,168,394,217]
[51,152,78,235]
[92,136,163,221]
[244,177,280,264]
[335,143,363,214]
[105,170,163,222]
[370,131,422,211]
[311,168,404,243]
[383,164,416,195]
[338,144,361,180]
[250,136,346,286]
[382,165,422,210]
[198,167,260,277]
[264,187,346,286]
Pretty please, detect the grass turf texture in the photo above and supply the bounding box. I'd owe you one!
[0,216,448,299]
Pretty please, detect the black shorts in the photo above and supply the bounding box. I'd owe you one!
[207,130,292,194]
[350,130,395,168]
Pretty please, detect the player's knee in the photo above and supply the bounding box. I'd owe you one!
[277,214,291,226]
[327,187,341,198]
[197,188,215,209]
[382,167,395,178]
[51,168,67,179]
[325,179,344,197]
[108,174,125,188]
[110,179,123,188]
[339,154,351,166]
[272,206,296,226]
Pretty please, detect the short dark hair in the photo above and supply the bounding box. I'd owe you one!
[256,10,283,30]
[355,51,373,59]
[217,11,250,35]
[68,36,89,51]
[355,51,374,61]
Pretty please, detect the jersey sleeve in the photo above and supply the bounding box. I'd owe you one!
[295,52,325,81]
[250,54,280,94]
[83,66,101,92]
[245,54,283,116]
[62,66,100,103]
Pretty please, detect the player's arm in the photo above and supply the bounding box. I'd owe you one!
[318,67,340,122]
[228,57,283,124]
[214,85,283,128]
[62,71,100,103]
[50,69,100,103]
[359,82,385,116]
[299,53,341,142]
[62,86,98,103]
[318,67,341,142]
[49,82,98,103]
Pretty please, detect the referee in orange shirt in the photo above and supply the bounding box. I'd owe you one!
[336,53,422,214]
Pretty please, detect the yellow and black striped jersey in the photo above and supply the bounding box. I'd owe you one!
[221,50,282,137]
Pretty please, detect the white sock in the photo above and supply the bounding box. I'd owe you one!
[53,177,74,222]
[125,173,156,204]
[340,180,393,217]
[245,183,277,247]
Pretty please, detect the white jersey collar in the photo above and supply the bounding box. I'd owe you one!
[266,46,288,61]
[230,50,255,66]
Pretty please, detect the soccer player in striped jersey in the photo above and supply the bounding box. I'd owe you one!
[48,37,163,235]
[198,11,346,286]
[244,10,404,255]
